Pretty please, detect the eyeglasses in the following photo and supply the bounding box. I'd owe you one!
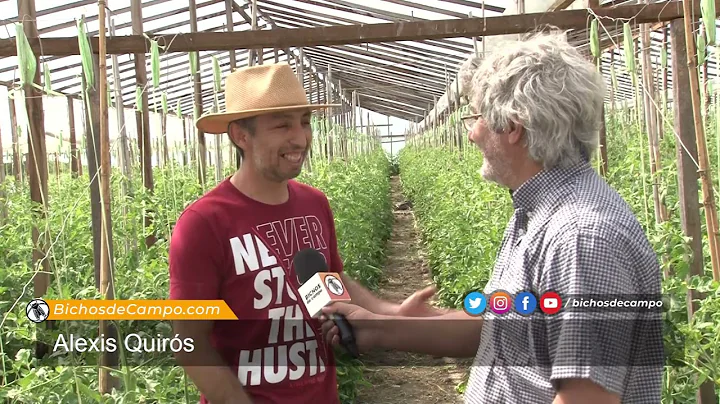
[460,113,482,131]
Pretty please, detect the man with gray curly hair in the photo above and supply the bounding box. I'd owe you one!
[458,54,483,104]
[320,30,663,404]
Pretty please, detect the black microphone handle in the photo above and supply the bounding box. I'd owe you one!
[329,313,359,358]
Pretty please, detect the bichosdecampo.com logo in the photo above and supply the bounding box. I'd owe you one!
[25,298,239,322]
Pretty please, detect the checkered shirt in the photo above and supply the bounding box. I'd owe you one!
[463,160,664,403]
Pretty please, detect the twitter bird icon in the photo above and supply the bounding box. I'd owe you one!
[463,291,487,316]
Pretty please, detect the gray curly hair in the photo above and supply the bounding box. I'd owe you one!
[469,29,605,169]
[458,54,483,101]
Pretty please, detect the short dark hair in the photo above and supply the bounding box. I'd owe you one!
[228,117,257,159]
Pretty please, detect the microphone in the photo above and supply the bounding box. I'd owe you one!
[293,248,359,358]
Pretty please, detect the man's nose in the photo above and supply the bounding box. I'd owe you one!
[289,123,308,146]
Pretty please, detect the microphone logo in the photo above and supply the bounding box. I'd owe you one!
[324,275,344,296]
[26,298,50,323]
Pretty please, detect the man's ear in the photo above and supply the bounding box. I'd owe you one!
[229,122,249,150]
[507,121,524,145]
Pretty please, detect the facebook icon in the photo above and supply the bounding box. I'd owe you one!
[514,292,537,315]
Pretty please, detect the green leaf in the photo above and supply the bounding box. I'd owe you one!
[151,40,160,89]
[43,62,51,92]
[212,56,221,93]
[161,92,168,115]
[77,16,94,90]
[15,23,36,87]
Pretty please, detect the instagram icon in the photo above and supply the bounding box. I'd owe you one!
[489,291,512,315]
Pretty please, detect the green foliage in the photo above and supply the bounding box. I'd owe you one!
[399,147,510,308]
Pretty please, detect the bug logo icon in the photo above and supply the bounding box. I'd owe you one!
[26,299,50,323]
[325,275,345,296]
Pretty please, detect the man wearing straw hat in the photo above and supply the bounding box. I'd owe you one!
[168,63,442,404]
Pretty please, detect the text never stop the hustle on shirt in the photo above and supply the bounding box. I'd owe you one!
[169,178,343,404]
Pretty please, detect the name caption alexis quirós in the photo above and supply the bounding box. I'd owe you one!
[53,333,195,353]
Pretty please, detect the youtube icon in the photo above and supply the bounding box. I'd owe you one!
[540,292,562,315]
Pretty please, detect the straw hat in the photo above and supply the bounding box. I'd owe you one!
[196,63,339,134]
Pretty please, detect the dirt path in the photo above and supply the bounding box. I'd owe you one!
[354,175,471,403]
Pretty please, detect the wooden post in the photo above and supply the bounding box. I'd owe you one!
[83,54,102,294]
[190,0,206,184]
[250,0,258,66]
[225,0,241,169]
[9,97,20,182]
[18,1,50,357]
[681,1,720,282]
[97,0,119,392]
[388,115,392,157]
[298,48,304,82]
[326,65,333,161]
[182,116,188,166]
[0,123,6,221]
[670,18,718,404]
[455,72,463,153]
[67,97,79,177]
[609,52,615,115]
[54,152,59,185]
[131,0,155,247]
[338,83,346,160]
[109,17,130,185]
[661,28,668,139]
[701,25,710,119]
[225,0,237,71]
[641,14,667,223]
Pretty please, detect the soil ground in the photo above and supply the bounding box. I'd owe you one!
[353,175,472,403]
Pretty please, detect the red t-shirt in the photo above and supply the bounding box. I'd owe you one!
[169,178,342,404]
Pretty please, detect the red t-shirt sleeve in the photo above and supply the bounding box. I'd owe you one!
[323,195,344,275]
[169,208,224,300]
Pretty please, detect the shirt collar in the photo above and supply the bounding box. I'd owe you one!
[510,159,593,212]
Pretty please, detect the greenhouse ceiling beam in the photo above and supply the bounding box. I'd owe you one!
[301,46,452,85]
[439,0,503,10]
[0,0,230,75]
[287,0,484,50]
[49,14,264,96]
[339,79,434,109]
[326,70,443,104]
[380,0,492,19]
[358,97,427,119]
[357,93,428,112]
[307,60,447,101]
[34,0,176,35]
[29,8,255,77]
[302,51,445,96]
[145,52,260,107]
[259,16,467,76]
[1,0,95,27]
[169,51,292,112]
[47,14,241,91]
[0,0,693,56]
[344,82,432,103]
[260,13,466,73]
[547,0,576,12]
[241,1,352,107]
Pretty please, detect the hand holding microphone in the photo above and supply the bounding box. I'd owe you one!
[293,248,361,358]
